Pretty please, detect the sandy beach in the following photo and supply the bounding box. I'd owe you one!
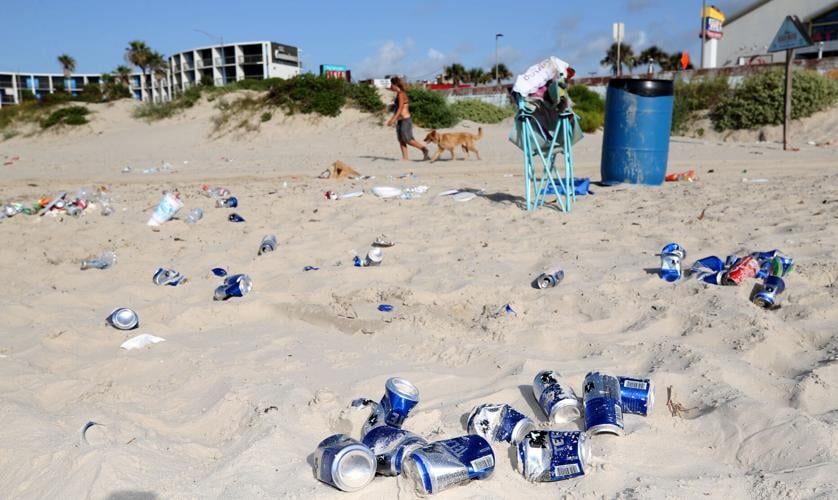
[1,98,837,499]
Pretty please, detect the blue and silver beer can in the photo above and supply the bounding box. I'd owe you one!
[361,425,427,476]
[467,403,536,444]
[752,275,785,309]
[659,243,686,282]
[153,267,185,286]
[617,376,654,416]
[313,434,376,492]
[258,234,277,255]
[402,435,495,495]
[362,377,420,435]
[536,269,565,289]
[517,430,590,482]
[582,372,624,436]
[213,273,252,301]
[216,196,238,208]
[532,370,581,423]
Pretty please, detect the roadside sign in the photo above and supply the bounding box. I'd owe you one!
[768,15,814,53]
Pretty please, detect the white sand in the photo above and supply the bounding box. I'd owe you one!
[1,98,837,499]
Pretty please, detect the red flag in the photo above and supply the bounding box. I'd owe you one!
[680,52,690,70]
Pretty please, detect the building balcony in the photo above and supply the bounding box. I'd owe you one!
[239,54,264,64]
[196,59,212,68]
[215,56,236,66]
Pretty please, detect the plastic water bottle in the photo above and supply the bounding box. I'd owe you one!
[258,235,277,255]
[80,251,116,270]
[184,208,203,224]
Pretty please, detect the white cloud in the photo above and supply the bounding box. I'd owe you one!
[355,39,415,79]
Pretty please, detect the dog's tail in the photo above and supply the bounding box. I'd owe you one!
[475,127,483,140]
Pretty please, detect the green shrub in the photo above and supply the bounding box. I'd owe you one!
[40,92,72,106]
[569,84,605,132]
[405,87,458,128]
[103,83,131,101]
[133,102,178,120]
[200,74,214,87]
[450,100,513,123]
[180,86,203,108]
[712,69,838,131]
[77,83,103,103]
[672,77,730,133]
[41,106,89,128]
[348,82,386,114]
[260,111,272,122]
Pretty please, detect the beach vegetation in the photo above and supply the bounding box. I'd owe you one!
[443,64,468,86]
[569,84,606,132]
[405,87,458,128]
[488,63,512,85]
[260,111,272,122]
[712,69,838,131]
[450,100,513,124]
[671,76,730,134]
[41,105,89,128]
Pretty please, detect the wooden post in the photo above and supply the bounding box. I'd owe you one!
[783,48,794,151]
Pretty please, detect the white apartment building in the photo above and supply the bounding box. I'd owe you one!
[1,40,301,107]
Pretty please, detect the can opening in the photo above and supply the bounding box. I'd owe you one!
[387,377,419,401]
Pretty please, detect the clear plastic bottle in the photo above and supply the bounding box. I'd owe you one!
[80,251,117,270]
[184,207,203,224]
[100,196,114,216]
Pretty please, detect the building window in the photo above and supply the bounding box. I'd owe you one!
[810,8,838,42]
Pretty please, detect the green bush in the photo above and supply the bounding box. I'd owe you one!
[569,84,605,132]
[671,77,730,133]
[260,111,272,122]
[133,102,178,120]
[77,83,103,103]
[348,82,386,114]
[405,87,458,128]
[41,106,89,128]
[103,83,131,101]
[200,74,214,87]
[712,69,838,131]
[450,100,513,123]
[264,74,383,117]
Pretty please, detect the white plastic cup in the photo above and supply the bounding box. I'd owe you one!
[147,192,184,226]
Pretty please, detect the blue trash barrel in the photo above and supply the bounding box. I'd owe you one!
[600,79,674,186]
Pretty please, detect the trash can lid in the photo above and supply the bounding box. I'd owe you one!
[608,78,673,97]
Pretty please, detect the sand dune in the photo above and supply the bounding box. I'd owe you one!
[0,98,837,499]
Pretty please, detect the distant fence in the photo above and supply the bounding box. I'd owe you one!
[429,85,514,108]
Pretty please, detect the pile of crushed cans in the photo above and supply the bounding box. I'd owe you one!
[313,371,652,494]
[1,187,113,219]
[659,243,794,310]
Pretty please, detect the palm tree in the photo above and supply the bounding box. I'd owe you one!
[147,51,168,102]
[57,54,76,94]
[601,43,635,76]
[489,63,512,85]
[125,40,152,99]
[664,52,694,71]
[636,46,670,74]
[114,65,132,86]
[443,63,467,86]
[466,67,486,86]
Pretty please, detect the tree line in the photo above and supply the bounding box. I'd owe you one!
[600,43,695,76]
[440,63,512,86]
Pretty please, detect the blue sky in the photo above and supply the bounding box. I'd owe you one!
[1,0,754,78]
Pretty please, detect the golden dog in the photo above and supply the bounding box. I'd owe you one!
[423,127,483,162]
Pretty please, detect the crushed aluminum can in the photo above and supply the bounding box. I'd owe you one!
[364,247,383,267]
[467,403,536,445]
[106,307,139,330]
[582,372,624,436]
[517,430,590,482]
[767,255,794,277]
[723,255,760,285]
[216,196,238,208]
[361,377,419,435]
[535,269,565,289]
[213,273,252,301]
[258,235,277,255]
[312,434,376,492]
[752,275,785,309]
[361,425,427,476]
[228,213,246,223]
[402,435,495,495]
[532,370,581,423]
[153,267,186,286]
[659,243,686,282]
[617,376,654,416]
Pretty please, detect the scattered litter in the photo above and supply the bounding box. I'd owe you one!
[153,267,186,286]
[453,191,477,202]
[372,235,395,248]
[658,243,686,282]
[213,273,252,301]
[80,251,116,270]
[741,178,769,183]
[120,334,166,351]
[752,275,785,309]
[534,268,564,289]
[211,267,228,277]
[665,386,697,418]
[106,308,139,330]
[540,178,593,195]
[147,192,183,226]
[371,186,403,199]
[80,421,102,445]
[664,170,695,182]
[378,304,394,312]
[303,266,319,271]
[216,197,238,208]
[354,247,383,267]
[183,207,203,224]
[259,235,277,255]
[437,189,459,197]
[200,186,230,199]
[503,303,517,315]
[228,213,246,223]
[121,166,132,173]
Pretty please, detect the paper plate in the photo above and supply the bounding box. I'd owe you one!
[372,186,403,198]
[453,192,477,202]
[437,189,459,197]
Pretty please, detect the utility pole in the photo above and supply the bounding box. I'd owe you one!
[613,23,624,76]
[700,0,707,69]
[495,33,503,86]
[783,48,794,150]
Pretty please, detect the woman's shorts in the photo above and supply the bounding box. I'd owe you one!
[396,118,415,143]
